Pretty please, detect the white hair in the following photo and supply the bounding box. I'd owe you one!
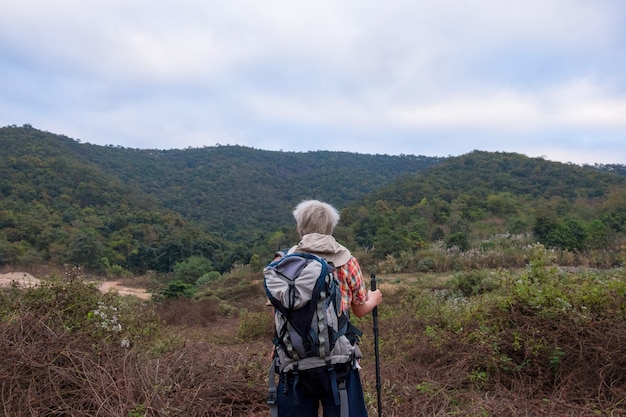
[293,200,340,236]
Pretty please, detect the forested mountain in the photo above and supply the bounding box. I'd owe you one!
[0,125,442,273]
[0,126,230,273]
[75,138,443,238]
[338,151,626,259]
[2,125,625,275]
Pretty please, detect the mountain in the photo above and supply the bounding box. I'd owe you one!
[0,125,229,273]
[0,125,442,272]
[2,125,625,274]
[339,151,626,257]
[76,140,444,239]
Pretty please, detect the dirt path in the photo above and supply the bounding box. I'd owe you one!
[98,280,151,300]
[0,272,40,288]
[0,272,151,300]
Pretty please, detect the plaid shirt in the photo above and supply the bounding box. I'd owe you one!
[335,256,367,313]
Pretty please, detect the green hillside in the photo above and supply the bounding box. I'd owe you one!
[2,125,625,276]
[0,126,227,273]
[70,133,443,238]
[339,151,626,266]
[0,125,441,273]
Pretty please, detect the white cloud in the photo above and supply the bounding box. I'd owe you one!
[246,77,626,134]
[0,0,625,164]
[390,79,626,130]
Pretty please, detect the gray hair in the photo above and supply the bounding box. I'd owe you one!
[293,200,340,236]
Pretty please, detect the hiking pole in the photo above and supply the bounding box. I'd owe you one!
[371,273,382,417]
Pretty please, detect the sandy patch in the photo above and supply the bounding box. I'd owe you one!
[0,272,40,288]
[0,272,151,300]
[98,280,152,300]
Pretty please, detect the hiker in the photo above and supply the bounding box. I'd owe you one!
[268,199,383,417]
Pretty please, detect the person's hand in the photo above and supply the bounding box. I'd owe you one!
[367,289,383,307]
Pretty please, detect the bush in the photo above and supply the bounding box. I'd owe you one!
[237,309,274,340]
[249,253,263,272]
[446,232,470,251]
[196,270,221,286]
[448,270,500,297]
[160,280,196,299]
[0,268,172,416]
[417,257,435,272]
[173,256,214,285]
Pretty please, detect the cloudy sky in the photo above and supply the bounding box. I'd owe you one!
[1,0,625,164]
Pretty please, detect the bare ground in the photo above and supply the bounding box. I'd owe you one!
[0,272,151,300]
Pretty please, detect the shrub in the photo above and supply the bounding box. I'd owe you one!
[237,309,273,340]
[173,256,214,285]
[417,257,435,272]
[196,270,221,286]
[249,253,263,272]
[448,270,499,297]
[446,232,470,251]
[159,280,196,299]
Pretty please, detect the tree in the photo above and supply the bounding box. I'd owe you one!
[584,220,610,250]
[173,256,215,285]
[160,280,195,299]
[486,192,516,216]
[446,232,470,251]
[249,254,263,272]
[541,217,587,251]
[65,230,105,270]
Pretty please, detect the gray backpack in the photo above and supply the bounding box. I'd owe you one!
[264,251,362,412]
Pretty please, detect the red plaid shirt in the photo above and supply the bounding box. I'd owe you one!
[335,256,367,313]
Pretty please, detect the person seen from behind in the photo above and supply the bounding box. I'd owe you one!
[273,200,383,417]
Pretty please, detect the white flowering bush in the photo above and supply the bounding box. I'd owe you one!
[3,266,158,349]
[88,301,123,333]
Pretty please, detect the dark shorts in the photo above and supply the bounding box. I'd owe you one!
[276,364,368,417]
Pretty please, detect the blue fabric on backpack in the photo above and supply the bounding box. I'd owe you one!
[345,367,368,416]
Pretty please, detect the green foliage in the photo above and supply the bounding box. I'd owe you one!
[2,126,626,276]
[446,232,470,251]
[584,219,610,249]
[0,126,441,274]
[448,270,500,297]
[3,242,626,414]
[417,257,435,272]
[0,125,231,274]
[159,280,196,299]
[173,256,214,284]
[127,404,147,417]
[343,151,626,264]
[196,270,221,286]
[524,243,558,284]
[377,261,626,414]
[237,309,273,341]
[1,269,101,333]
[249,253,263,272]
[104,261,132,279]
[486,192,517,216]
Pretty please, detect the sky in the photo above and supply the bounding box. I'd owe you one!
[1,0,625,165]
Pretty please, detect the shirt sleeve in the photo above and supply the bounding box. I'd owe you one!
[336,256,368,312]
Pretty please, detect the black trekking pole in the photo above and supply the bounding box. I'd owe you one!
[371,273,382,417]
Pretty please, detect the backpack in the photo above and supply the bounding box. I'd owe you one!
[264,251,362,374]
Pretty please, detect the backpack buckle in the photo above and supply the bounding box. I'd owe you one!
[267,390,277,405]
